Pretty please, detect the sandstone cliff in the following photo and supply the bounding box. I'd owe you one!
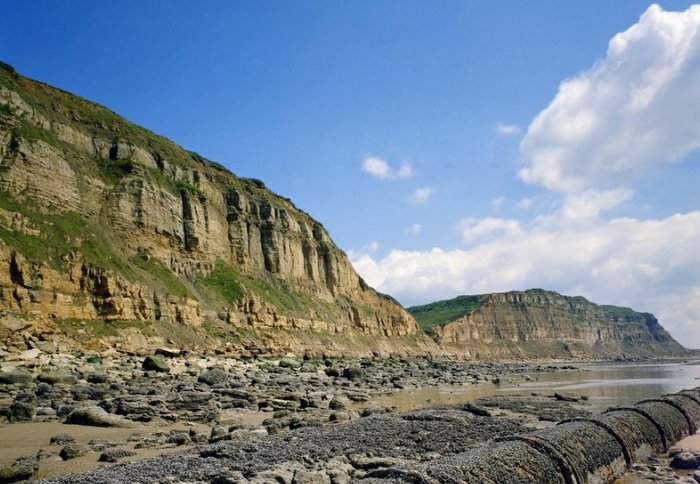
[0,61,434,357]
[409,289,689,360]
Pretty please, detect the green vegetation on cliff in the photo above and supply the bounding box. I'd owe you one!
[408,295,486,332]
[0,191,132,275]
[198,260,336,319]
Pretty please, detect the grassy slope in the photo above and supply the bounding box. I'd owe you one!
[408,295,486,332]
[408,289,648,334]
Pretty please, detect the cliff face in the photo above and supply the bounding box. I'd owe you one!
[0,62,433,356]
[411,290,688,360]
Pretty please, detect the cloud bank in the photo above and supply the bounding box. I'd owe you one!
[520,4,700,193]
[351,5,700,348]
[352,210,700,348]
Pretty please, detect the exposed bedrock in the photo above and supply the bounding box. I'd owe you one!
[0,64,433,356]
[419,289,690,360]
[366,387,700,484]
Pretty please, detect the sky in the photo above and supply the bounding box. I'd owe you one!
[2,1,700,347]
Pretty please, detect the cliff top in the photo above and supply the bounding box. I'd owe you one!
[0,61,324,230]
[408,289,646,332]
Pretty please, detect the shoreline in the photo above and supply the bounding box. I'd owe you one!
[1,352,569,481]
[1,353,699,481]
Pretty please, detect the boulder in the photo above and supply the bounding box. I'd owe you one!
[324,367,340,378]
[342,367,364,380]
[0,372,33,385]
[278,358,301,369]
[65,406,136,428]
[86,373,109,384]
[98,448,136,463]
[49,434,76,445]
[670,451,700,470]
[0,456,37,483]
[59,445,86,461]
[198,368,228,386]
[142,355,170,373]
[37,372,78,385]
[7,392,36,422]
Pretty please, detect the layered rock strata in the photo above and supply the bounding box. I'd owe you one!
[414,289,688,360]
[0,62,432,356]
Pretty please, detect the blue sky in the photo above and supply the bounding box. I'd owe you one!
[3,2,700,346]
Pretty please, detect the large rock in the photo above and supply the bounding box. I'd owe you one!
[98,448,137,463]
[671,451,700,470]
[7,392,36,422]
[59,445,86,461]
[0,456,37,483]
[37,372,79,385]
[65,406,136,428]
[0,372,33,385]
[342,367,365,380]
[142,355,170,373]
[198,368,228,386]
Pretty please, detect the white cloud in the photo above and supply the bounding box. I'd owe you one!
[361,156,413,179]
[559,188,632,221]
[456,217,523,245]
[350,5,700,349]
[362,156,391,179]
[398,164,413,178]
[496,123,521,136]
[351,210,700,348]
[404,223,422,235]
[491,196,507,209]
[520,4,700,193]
[363,241,380,252]
[410,187,433,204]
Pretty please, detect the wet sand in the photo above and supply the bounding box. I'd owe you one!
[0,420,208,481]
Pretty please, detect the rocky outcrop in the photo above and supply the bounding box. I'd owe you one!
[0,62,433,357]
[418,289,689,360]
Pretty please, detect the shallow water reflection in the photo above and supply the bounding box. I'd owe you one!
[362,362,700,414]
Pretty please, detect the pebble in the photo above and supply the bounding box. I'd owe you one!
[98,448,137,462]
[671,451,700,470]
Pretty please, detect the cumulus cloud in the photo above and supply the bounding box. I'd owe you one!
[456,217,523,244]
[559,188,633,221]
[351,5,700,348]
[361,156,413,179]
[362,156,391,179]
[410,187,434,204]
[520,4,700,193]
[496,123,521,136]
[350,210,700,348]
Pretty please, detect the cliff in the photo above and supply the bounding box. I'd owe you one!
[0,61,434,357]
[409,289,689,360]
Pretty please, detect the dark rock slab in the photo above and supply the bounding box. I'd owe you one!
[0,372,33,385]
[142,356,170,373]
